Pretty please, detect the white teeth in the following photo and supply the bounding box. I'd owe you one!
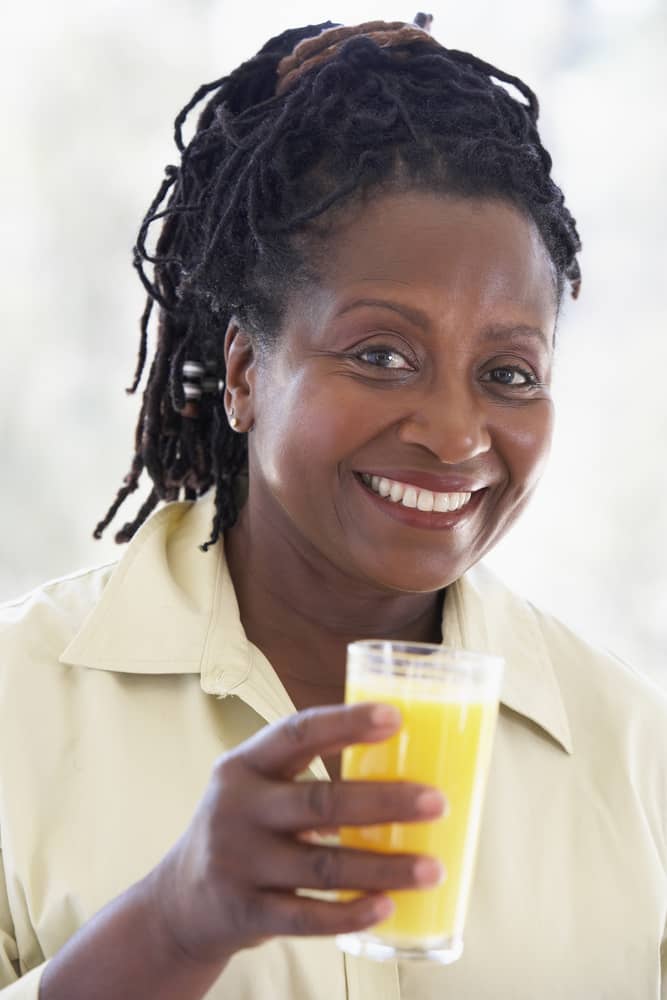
[417,490,435,512]
[433,492,452,513]
[360,474,474,514]
[389,481,404,503]
[402,487,418,509]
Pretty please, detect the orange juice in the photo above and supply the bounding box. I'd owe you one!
[340,675,498,947]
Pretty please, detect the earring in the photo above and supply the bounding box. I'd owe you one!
[229,409,239,430]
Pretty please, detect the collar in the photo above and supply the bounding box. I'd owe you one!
[60,496,572,755]
[443,564,572,754]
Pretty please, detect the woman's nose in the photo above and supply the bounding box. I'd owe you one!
[396,385,492,465]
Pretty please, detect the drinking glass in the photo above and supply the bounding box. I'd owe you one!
[336,640,503,964]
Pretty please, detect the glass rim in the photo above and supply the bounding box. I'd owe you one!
[346,639,504,677]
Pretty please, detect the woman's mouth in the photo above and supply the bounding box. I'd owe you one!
[359,473,473,512]
[353,471,485,530]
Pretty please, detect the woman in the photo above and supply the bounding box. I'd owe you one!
[1,19,665,1000]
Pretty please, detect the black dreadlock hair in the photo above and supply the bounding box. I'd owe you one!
[94,18,582,551]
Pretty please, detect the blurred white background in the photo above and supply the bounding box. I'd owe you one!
[1,0,665,686]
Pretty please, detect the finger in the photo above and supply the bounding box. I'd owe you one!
[297,829,339,845]
[260,779,446,832]
[237,703,402,778]
[244,890,395,939]
[252,840,444,893]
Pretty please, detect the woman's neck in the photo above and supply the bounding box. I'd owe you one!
[224,506,444,700]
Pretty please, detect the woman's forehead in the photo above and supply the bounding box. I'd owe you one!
[292,191,558,327]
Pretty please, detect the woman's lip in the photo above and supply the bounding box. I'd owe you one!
[354,474,486,530]
[355,469,487,493]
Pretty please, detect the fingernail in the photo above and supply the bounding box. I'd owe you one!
[373,896,394,921]
[416,790,447,816]
[414,858,445,886]
[370,704,402,727]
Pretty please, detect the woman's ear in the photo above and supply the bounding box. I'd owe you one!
[223,319,256,433]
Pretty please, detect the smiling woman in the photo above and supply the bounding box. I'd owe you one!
[1,17,666,1000]
[225,194,557,599]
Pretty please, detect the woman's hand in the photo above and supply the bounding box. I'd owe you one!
[148,702,446,966]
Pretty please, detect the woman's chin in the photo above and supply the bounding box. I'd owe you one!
[349,553,470,596]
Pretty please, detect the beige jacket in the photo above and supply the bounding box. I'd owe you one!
[1,497,666,998]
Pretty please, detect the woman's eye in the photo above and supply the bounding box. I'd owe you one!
[356,347,413,369]
[482,366,537,387]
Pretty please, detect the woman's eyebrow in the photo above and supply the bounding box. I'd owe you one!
[335,297,429,328]
[335,301,549,349]
[482,323,550,349]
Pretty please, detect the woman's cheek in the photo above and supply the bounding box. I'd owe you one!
[500,398,554,494]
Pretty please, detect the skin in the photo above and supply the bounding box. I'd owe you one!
[40,191,561,996]
[225,191,558,764]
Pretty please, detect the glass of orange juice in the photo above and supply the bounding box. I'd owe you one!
[336,640,503,964]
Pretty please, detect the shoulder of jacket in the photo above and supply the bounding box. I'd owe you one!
[470,562,667,720]
[0,562,118,659]
[528,598,666,709]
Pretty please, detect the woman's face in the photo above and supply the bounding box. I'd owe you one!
[238,191,558,593]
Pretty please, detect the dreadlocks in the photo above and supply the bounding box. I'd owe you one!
[94,18,582,550]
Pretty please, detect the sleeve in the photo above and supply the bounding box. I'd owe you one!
[0,842,46,998]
